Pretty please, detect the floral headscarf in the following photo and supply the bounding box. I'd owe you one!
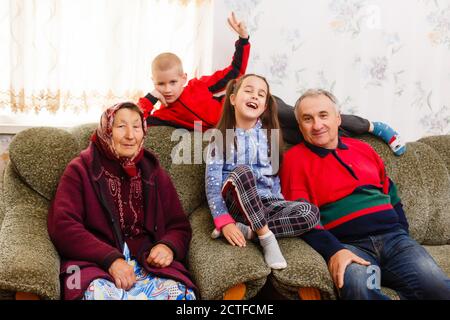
[91,102,147,176]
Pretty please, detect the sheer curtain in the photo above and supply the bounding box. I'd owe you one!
[0,0,212,127]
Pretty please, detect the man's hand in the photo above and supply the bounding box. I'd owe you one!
[108,258,136,291]
[227,12,248,39]
[222,223,246,247]
[147,243,174,268]
[328,249,371,289]
[151,89,167,106]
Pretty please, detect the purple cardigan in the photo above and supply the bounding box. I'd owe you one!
[48,143,197,300]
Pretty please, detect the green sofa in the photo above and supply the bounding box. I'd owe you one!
[0,123,448,300]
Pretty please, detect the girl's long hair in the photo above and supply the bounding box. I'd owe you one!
[215,74,284,170]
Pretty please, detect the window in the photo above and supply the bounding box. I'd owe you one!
[0,0,213,131]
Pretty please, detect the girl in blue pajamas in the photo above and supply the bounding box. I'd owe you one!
[205,74,321,270]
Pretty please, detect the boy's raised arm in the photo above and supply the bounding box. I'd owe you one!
[200,12,250,93]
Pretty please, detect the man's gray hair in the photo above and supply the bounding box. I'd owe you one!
[294,89,340,121]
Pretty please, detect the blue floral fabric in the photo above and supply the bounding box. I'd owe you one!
[83,244,196,300]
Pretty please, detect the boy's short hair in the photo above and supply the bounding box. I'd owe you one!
[151,52,184,75]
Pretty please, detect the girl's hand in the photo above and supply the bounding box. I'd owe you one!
[227,12,248,39]
[108,258,137,291]
[222,223,247,247]
[147,243,174,268]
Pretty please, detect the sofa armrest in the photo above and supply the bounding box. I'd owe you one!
[188,206,271,300]
[270,237,336,300]
[0,204,60,300]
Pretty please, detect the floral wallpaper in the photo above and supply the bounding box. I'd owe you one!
[217,0,450,142]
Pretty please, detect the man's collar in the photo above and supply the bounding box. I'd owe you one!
[303,138,348,158]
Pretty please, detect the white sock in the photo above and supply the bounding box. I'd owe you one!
[258,231,287,270]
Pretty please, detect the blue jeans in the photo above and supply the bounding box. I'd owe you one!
[339,228,450,300]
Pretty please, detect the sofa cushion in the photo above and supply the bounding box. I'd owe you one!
[271,237,336,300]
[8,128,79,201]
[188,206,271,299]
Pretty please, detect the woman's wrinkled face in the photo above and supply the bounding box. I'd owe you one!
[112,108,144,158]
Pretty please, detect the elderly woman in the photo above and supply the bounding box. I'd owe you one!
[48,102,197,300]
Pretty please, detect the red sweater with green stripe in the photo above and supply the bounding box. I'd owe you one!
[280,137,409,262]
[138,37,250,131]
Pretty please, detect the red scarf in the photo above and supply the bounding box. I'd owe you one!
[91,102,147,177]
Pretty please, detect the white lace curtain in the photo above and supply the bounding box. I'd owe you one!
[0,0,212,125]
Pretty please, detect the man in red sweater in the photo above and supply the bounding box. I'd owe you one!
[280,89,450,300]
[138,12,249,132]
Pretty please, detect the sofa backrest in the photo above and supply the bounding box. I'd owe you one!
[8,128,80,201]
[419,135,450,175]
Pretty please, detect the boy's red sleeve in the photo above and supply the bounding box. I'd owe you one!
[199,37,250,94]
[138,93,159,119]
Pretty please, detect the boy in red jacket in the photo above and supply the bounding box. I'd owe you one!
[139,12,249,132]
